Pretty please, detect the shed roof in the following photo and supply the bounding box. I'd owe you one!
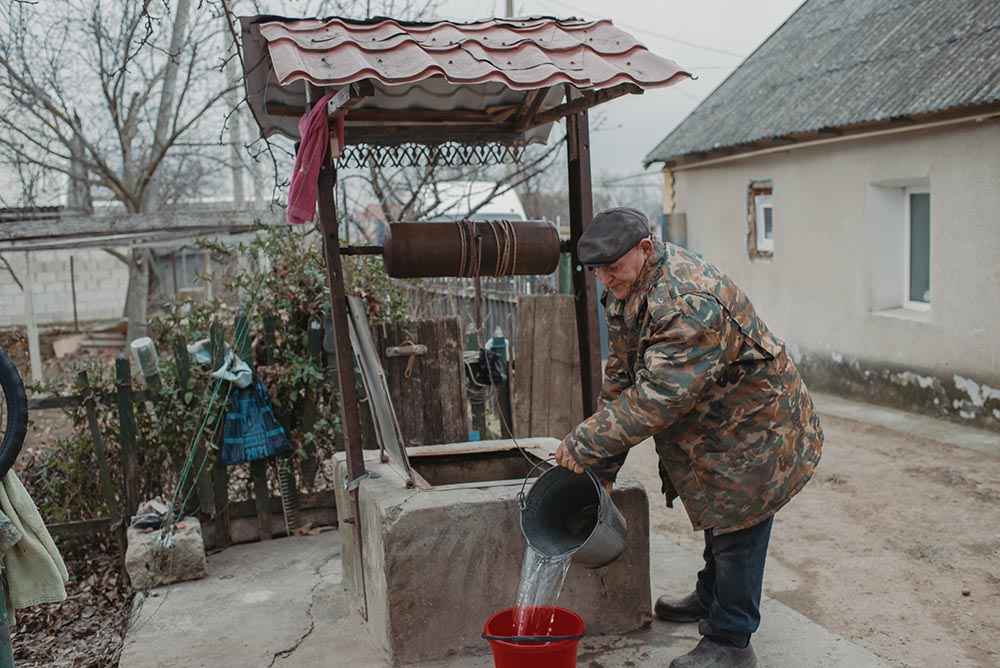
[645,0,1000,167]
[241,15,690,145]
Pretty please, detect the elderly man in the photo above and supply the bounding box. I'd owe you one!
[554,208,823,668]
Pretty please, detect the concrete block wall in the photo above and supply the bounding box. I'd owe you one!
[0,248,130,327]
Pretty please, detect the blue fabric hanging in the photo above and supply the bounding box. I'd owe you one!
[221,377,292,466]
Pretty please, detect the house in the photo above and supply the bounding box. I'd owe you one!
[645,0,1000,429]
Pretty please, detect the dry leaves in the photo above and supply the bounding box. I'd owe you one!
[10,544,132,668]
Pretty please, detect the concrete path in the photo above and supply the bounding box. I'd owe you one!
[119,390,1000,668]
[120,528,885,668]
[811,391,1000,456]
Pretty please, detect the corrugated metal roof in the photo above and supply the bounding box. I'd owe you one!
[258,16,685,91]
[645,0,1000,166]
[241,15,690,142]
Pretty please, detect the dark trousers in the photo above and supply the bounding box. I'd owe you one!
[694,516,774,648]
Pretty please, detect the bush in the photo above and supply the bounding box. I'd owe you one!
[25,223,411,523]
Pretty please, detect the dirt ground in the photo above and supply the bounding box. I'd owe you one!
[622,412,1000,668]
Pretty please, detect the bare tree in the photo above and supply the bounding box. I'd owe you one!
[0,0,238,338]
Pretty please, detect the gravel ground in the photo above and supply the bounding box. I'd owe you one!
[622,411,1000,668]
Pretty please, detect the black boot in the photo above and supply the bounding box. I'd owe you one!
[669,637,757,668]
[654,590,710,622]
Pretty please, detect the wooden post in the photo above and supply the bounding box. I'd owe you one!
[566,110,601,416]
[115,354,140,519]
[208,318,230,547]
[80,371,127,560]
[23,251,43,384]
[315,96,368,617]
[70,255,80,332]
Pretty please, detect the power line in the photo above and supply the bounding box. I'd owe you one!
[534,0,745,58]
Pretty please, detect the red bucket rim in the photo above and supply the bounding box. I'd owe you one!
[483,606,585,645]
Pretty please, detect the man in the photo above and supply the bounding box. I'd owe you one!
[554,208,823,668]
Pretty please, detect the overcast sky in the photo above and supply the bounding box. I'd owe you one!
[436,0,804,178]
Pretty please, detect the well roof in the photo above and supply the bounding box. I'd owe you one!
[241,15,690,145]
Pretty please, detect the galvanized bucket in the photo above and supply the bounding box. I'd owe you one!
[517,461,628,569]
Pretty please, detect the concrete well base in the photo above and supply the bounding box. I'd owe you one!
[333,438,651,665]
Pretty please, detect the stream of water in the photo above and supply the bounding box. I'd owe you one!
[512,546,573,637]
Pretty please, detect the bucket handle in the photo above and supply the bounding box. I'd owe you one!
[516,457,556,511]
[515,457,606,523]
[482,632,586,643]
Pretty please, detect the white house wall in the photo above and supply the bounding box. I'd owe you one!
[671,118,1000,428]
[0,248,130,327]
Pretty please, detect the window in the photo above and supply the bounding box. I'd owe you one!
[904,188,930,309]
[746,180,773,259]
[867,181,931,314]
[755,194,774,252]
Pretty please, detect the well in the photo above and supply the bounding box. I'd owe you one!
[333,438,651,665]
[241,13,689,665]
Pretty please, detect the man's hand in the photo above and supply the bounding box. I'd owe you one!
[554,439,585,474]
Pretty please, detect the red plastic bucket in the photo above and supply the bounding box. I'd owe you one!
[483,607,585,668]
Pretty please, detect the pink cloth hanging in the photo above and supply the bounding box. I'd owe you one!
[286,92,344,225]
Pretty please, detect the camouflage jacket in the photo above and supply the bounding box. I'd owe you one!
[564,241,823,535]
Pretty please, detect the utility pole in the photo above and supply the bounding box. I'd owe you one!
[506,0,514,17]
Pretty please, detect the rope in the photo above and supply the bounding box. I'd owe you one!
[455,219,519,279]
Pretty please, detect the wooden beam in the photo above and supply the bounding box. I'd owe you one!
[0,209,279,245]
[530,83,642,128]
[513,88,550,132]
[313,84,369,619]
[566,111,601,416]
[344,124,523,145]
[48,517,114,538]
[345,109,499,124]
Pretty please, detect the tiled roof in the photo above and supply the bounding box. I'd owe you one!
[257,16,687,91]
[241,15,690,142]
[645,0,1000,166]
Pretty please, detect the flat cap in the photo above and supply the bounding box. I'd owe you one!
[577,207,651,267]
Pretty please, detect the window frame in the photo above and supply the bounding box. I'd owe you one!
[754,194,774,253]
[902,186,930,311]
[746,179,773,260]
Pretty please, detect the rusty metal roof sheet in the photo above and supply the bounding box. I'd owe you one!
[241,15,690,143]
[645,0,1000,166]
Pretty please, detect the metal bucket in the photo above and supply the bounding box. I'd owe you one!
[517,462,628,569]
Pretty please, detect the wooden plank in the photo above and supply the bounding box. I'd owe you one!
[547,296,575,436]
[437,317,468,443]
[115,354,140,518]
[250,460,272,541]
[48,517,114,538]
[227,489,337,519]
[0,209,278,245]
[413,320,445,445]
[80,371,126,559]
[513,296,535,437]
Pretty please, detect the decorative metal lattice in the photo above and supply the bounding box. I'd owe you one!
[336,142,526,168]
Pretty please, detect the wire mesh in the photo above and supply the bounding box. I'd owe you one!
[337,142,526,168]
